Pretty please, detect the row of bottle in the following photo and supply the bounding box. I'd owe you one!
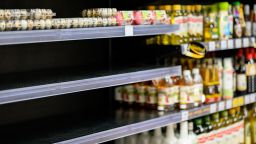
[146,2,256,45]
[114,105,256,144]
[115,68,205,111]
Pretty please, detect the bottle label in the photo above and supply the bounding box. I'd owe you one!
[237,74,247,91]
[170,85,179,104]
[253,22,256,36]
[245,21,252,36]
[246,64,256,76]
[173,16,183,36]
[223,69,233,99]
[193,83,203,104]
[180,85,194,104]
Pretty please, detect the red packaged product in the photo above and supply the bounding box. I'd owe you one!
[116,11,134,26]
[133,10,156,25]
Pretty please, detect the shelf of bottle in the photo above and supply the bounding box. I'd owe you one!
[181,36,256,53]
[0,24,179,46]
[0,66,181,105]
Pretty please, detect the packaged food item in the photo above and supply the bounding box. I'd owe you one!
[5,20,13,31]
[60,19,67,29]
[4,10,12,20]
[0,20,5,31]
[181,5,189,43]
[102,18,108,27]
[233,1,243,38]
[244,4,252,37]
[218,2,230,40]
[170,5,183,45]
[46,9,55,19]
[134,84,146,108]
[20,20,28,30]
[146,86,158,110]
[82,8,117,18]
[116,11,134,26]
[253,4,256,36]
[133,10,155,25]
[27,20,34,30]
[45,19,52,29]
[195,5,203,41]
[228,5,234,38]
[41,9,47,20]
[223,58,234,100]
[0,10,5,20]
[34,9,42,20]
[92,18,98,27]
[13,20,21,30]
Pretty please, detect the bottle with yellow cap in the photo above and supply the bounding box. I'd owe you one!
[161,5,172,45]
[195,5,203,42]
[182,5,189,43]
[187,5,195,42]
[170,5,183,45]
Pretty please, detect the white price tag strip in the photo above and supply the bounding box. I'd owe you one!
[228,39,234,49]
[208,42,215,51]
[181,110,189,121]
[218,101,225,111]
[235,39,242,48]
[250,37,256,47]
[210,103,217,113]
[243,38,249,47]
[245,95,250,104]
[226,100,232,109]
[125,25,134,36]
[220,41,227,50]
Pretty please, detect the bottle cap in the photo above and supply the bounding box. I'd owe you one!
[192,68,200,75]
[232,1,240,6]
[186,5,192,11]
[211,4,218,12]
[163,5,172,11]
[172,5,181,11]
[246,53,253,60]
[244,5,250,15]
[219,2,229,11]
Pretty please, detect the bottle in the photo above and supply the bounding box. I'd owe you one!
[233,1,243,38]
[218,2,230,40]
[138,131,150,144]
[188,122,198,144]
[246,51,256,93]
[150,128,163,144]
[171,5,183,45]
[229,108,238,124]
[187,5,194,42]
[177,121,191,144]
[253,4,256,36]
[223,58,234,100]
[220,111,230,127]
[228,5,234,39]
[134,84,146,108]
[192,68,204,107]
[179,70,194,110]
[194,118,204,135]
[216,58,223,97]
[203,116,213,133]
[203,59,215,104]
[236,50,247,95]
[209,4,219,40]
[211,113,221,130]
[244,4,252,37]
[163,124,178,144]
[161,5,172,45]
[115,86,123,106]
[195,5,203,42]
[182,5,189,43]
[203,5,211,41]
[244,107,252,144]
[123,85,135,107]
[213,59,221,102]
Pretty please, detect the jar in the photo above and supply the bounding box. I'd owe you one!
[71,18,79,28]
[4,10,12,20]
[5,21,13,31]
[77,18,84,28]
[20,9,28,20]
[34,9,42,20]
[27,20,34,30]
[0,10,4,20]
[13,9,21,20]
[53,19,61,29]
[33,20,41,30]
[65,19,72,29]
[0,21,5,31]
[60,19,67,29]
[20,20,28,30]
[39,19,46,30]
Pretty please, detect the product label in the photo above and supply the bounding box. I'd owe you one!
[223,69,233,99]
[219,13,229,40]
[193,83,203,104]
[172,16,183,36]
[237,74,247,91]
[245,21,252,37]
[180,85,193,104]
[170,85,179,104]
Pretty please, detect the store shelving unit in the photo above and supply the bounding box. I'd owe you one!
[0,25,179,45]
[0,66,181,105]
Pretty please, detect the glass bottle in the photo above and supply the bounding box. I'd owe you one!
[244,4,252,37]
[232,1,243,38]
[211,113,221,130]
[236,50,247,95]
[195,5,203,42]
[203,116,213,133]
[194,118,204,135]
[192,68,204,107]
[171,5,183,45]
[179,70,194,110]
[220,111,230,127]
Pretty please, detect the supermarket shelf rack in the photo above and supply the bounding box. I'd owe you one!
[181,36,256,55]
[0,25,179,45]
[0,66,181,105]
[57,94,256,144]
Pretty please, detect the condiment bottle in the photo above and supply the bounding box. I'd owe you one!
[179,70,194,110]
[170,5,183,45]
[223,58,234,100]
[244,4,252,37]
[233,1,243,38]
[192,68,204,107]
[218,2,230,40]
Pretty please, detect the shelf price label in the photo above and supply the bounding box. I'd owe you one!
[181,110,189,121]
[208,42,215,51]
[125,25,134,36]
[226,100,232,109]
[210,103,217,113]
[228,39,234,49]
[220,41,227,50]
[235,38,242,48]
[245,95,250,104]
[243,38,249,47]
[218,101,225,111]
